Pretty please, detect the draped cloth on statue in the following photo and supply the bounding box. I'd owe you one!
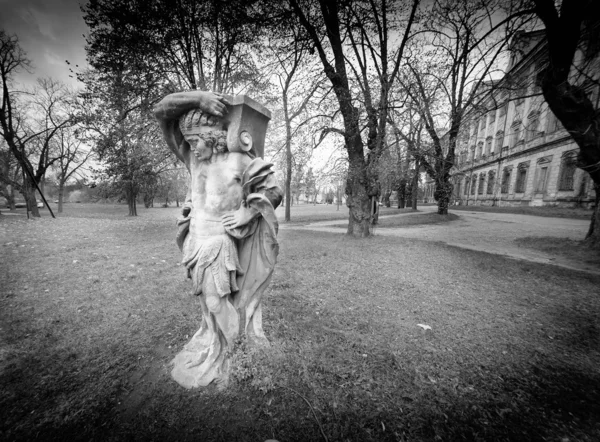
[171,158,279,388]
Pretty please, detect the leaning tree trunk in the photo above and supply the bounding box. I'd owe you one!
[23,178,40,217]
[538,66,600,247]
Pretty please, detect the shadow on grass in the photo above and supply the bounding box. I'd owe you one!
[2,218,599,441]
[515,236,600,267]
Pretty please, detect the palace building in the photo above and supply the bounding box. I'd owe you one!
[446,27,598,208]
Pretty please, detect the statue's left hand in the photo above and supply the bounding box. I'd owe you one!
[221,206,258,230]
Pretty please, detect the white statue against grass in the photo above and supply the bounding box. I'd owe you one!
[154,91,282,388]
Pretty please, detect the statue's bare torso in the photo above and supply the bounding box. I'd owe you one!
[189,152,251,237]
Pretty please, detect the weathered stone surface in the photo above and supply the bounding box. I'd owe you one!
[155,91,282,388]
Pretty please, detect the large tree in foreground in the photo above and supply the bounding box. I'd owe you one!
[532,0,600,246]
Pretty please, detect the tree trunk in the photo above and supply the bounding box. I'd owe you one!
[8,184,16,210]
[411,162,419,211]
[58,182,65,213]
[24,178,40,217]
[435,181,452,215]
[285,139,292,222]
[345,162,371,237]
[397,178,406,209]
[584,183,600,247]
[126,183,138,216]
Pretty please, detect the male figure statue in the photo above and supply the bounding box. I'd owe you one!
[154,91,282,388]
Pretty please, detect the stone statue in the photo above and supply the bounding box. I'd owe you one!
[154,91,282,388]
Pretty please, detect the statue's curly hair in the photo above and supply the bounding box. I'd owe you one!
[179,108,228,154]
[178,108,221,134]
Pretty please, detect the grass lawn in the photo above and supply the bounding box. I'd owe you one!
[329,213,460,229]
[276,203,418,225]
[1,204,599,441]
[515,236,600,267]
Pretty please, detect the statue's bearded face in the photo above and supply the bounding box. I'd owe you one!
[184,133,213,161]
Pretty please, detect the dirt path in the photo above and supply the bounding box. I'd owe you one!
[282,207,599,276]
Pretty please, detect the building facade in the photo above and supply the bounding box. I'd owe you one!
[448,29,598,208]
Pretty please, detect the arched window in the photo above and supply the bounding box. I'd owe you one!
[477,141,484,158]
[470,174,477,195]
[558,151,577,191]
[487,171,496,194]
[464,177,470,195]
[501,168,512,193]
[478,173,485,195]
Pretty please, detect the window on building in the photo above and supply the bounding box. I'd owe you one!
[535,167,548,192]
[485,137,492,156]
[477,141,484,158]
[495,131,504,150]
[471,175,477,195]
[526,112,540,142]
[464,177,470,195]
[487,171,495,194]
[455,179,461,197]
[509,121,522,148]
[534,156,552,193]
[515,162,529,193]
[478,173,485,195]
[501,168,511,193]
[558,151,577,190]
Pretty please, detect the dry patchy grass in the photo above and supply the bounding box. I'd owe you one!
[450,204,593,220]
[328,212,459,229]
[1,206,599,441]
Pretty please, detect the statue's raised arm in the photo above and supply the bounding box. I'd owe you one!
[154,91,231,164]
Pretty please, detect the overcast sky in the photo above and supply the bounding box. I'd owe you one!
[0,0,88,89]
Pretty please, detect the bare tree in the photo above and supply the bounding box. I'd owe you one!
[532,0,600,246]
[264,29,328,220]
[1,32,75,217]
[288,0,419,236]
[392,0,534,215]
[52,126,92,213]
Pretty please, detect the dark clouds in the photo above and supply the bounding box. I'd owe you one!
[0,0,88,88]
